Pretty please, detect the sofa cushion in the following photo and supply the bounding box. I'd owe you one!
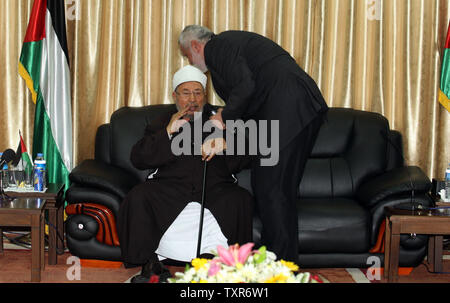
[298,198,370,253]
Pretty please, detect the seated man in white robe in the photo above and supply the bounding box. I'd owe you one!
[117,65,253,283]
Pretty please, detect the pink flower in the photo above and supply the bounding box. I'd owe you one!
[208,260,221,276]
[217,243,254,267]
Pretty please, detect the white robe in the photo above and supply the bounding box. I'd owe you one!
[155,202,228,262]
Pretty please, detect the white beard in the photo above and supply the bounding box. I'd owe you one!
[192,51,208,73]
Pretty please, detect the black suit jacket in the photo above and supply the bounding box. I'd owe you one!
[204,30,328,149]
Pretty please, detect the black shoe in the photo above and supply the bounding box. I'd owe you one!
[130,261,171,283]
[158,268,172,283]
[142,260,159,277]
[130,274,150,283]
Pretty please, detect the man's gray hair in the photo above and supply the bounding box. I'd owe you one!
[179,25,214,49]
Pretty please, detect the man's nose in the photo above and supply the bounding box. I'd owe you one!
[188,93,196,101]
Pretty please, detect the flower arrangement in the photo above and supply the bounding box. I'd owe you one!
[168,243,322,283]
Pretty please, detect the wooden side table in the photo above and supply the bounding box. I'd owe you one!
[384,206,450,282]
[0,198,46,282]
[2,183,64,265]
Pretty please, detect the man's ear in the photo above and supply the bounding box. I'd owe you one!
[191,40,201,52]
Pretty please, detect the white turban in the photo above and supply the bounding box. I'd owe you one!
[172,65,207,92]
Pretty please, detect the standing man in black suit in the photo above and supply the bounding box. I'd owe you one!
[178,25,328,263]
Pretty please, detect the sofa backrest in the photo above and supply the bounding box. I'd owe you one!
[96,105,399,198]
[104,104,177,182]
[299,108,391,198]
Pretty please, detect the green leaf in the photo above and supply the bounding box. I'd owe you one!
[253,246,266,264]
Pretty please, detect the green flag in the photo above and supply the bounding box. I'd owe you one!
[12,131,33,172]
[18,0,73,190]
[439,21,450,113]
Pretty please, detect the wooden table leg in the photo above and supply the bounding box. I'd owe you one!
[47,205,57,265]
[384,217,391,279]
[388,232,400,283]
[435,236,443,273]
[0,228,3,253]
[47,198,65,265]
[41,213,45,270]
[31,214,41,282]
[56,203,64,254]
[428,235,443,273]
[428,235,436,272]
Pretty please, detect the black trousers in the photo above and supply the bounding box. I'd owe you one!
[251,115,324,263]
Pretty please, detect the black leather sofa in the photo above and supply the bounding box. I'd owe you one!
[65,105,433,268]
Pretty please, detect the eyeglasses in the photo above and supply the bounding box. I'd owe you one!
[176,90,205,99]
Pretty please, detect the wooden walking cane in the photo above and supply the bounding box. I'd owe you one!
[196,109,218,258]
[196,159,208,258]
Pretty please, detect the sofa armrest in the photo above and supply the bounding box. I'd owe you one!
[69,159,139,199]
[66,184,123,217]
[367,193,433,247]
[356,166,431,208]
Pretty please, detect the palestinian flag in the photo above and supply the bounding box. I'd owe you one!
[439,21,450,113]
[18,0,72,190]
[12,131,34,171]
